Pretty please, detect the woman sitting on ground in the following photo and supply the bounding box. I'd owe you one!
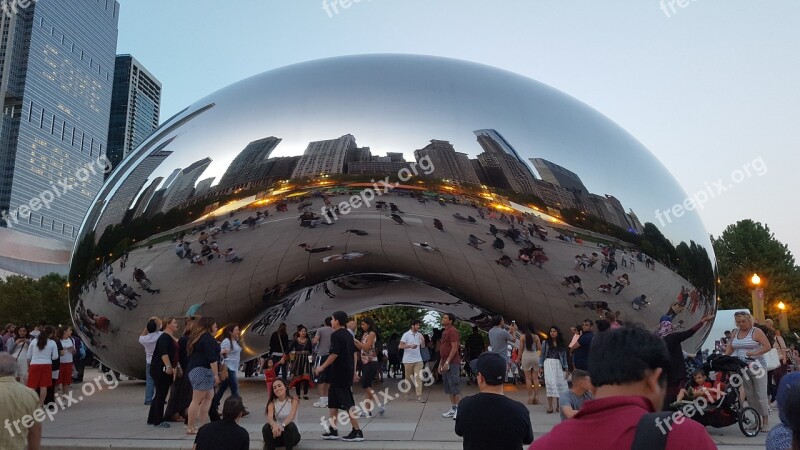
[263,379,301,450]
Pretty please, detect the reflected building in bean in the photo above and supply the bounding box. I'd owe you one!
[69,55,717,377]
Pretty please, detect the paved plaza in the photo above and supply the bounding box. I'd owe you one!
[37,368,765,449]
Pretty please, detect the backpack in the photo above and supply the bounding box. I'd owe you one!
[631,412,672,450]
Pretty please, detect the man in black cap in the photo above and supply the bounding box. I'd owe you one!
[455,352,534,449]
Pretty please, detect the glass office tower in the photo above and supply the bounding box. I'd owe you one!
[0,0,120,242]
[106,55,162,176]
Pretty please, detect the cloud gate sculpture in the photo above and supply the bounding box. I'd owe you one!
[69,55,717,378]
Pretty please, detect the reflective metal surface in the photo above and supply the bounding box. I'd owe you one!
[69,55,717,378]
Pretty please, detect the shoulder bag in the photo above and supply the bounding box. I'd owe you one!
[764,348,781,371]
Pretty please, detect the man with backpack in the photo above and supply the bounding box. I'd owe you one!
[529,325,716,450]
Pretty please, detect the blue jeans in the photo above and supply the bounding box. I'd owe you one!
[212,369,239,410]
[145,363,154,404]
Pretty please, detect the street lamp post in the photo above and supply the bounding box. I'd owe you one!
[777,302,789,333]
[750,273,765,323]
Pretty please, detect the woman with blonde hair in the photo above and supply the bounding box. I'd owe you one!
[185,317,220,435]
[726,311,772,432]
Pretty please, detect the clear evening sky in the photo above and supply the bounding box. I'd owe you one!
[116,0,800,258]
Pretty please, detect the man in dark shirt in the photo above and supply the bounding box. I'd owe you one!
[570,319,594,371]
[314,310,363,442]
[455,352,534,449]
[193,396,249,450]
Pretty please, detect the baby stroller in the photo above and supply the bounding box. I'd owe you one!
[670,355,761,437]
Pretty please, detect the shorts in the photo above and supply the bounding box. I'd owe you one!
[328,386,355,411]
[189,367,214,391]
[520,351,540,372]
[315,356,330,384]
[27,364,53,389]
[57,363,73,385]
[442,363,461,395]
[361,361,378,389]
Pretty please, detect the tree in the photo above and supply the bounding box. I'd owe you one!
[0,274,71,326]
[712,220,800,328]
[353,306,426,341]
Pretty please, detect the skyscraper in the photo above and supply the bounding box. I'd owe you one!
[529,158,589,195]
[218,136,282,189]
[291,134,358,179]
[413,140,479,185]
[106,55,162,174]
[160,158,212,213]
[474,130,537,194]
[0,0,120,242]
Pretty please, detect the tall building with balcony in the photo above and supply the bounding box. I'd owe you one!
[106,55,162,175]
[413,140,479,185]
[0,0,120,242]
[291,134,358,179]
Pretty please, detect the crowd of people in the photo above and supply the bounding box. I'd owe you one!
[6,306,800,449]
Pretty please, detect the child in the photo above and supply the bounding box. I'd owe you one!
[264,359,277,403]
[676,370,722,403]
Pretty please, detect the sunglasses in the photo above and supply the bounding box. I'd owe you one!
[734,311,751,317]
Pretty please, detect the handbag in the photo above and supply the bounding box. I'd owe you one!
[764,348,781,371]
[220,359,229,381]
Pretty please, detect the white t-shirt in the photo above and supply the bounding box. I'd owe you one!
[221,338,241,371]
[27,339,59,364]
[139,331,162,364]
[400,330,424,363]
[60,338,74,364]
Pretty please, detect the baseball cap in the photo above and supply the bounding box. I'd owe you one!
[476,352,506,385]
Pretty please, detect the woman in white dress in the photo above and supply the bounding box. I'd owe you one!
[539,326,569,414]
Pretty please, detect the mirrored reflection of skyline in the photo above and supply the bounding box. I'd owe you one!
[70,55,718,377]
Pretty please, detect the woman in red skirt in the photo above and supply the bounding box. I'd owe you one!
[27,326,59,407]
[57,325,76,396]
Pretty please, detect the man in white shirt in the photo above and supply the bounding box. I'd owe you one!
[138,318,162,405]
[400,319,426,402]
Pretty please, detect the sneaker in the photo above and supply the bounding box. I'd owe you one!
[341,429,365,442]
[154,422,170,428]
[416,396,426,403]
[378,406,385,416]
[355,410,373,418]
[313,400,327,408]
[452,409,457,420]
[322,428,339,440]
[442,408,456,418]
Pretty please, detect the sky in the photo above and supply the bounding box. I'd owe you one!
[115,0,800,258]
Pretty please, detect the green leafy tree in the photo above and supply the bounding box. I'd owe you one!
[712,220,800,328]
[0,274,70,326]
[353,306,426,340]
